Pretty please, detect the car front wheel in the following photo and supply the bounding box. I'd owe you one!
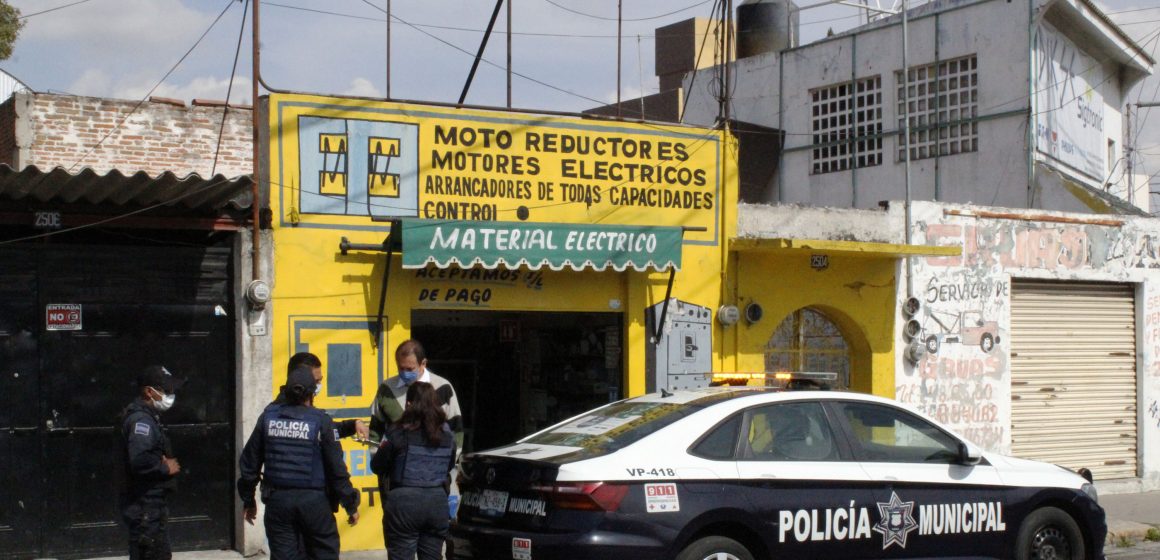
[1015,507,1085,560]
[676,536,755,560]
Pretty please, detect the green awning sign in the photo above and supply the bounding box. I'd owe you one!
[400,219,683,271]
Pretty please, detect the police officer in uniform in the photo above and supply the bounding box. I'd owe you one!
[371,381,457,560]
[237,365,360,560]
[118,365,184,560]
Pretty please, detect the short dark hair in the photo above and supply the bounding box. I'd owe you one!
[288,352,322,375]
[395,339,426,364]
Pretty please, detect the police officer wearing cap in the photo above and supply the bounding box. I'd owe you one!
[118,365,184,560]
[238,365,361,560]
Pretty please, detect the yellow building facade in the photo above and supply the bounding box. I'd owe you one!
[267,93,742,548]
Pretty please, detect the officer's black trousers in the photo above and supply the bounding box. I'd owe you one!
[264,488,340,560]
[385,486,449,560]
[121,493,172,560]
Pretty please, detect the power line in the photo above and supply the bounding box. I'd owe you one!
[1106,6,1160,15]
[358,0,607,106]
[212,0,250,177]
[541,0,713,22]
[267,1,775,39]
[266,2,619,38]
[19,0,98,19]
[65,0,239,172]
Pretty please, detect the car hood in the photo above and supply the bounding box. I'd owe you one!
[982,452,1088,489]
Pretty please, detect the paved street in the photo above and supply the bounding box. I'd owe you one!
[75,491,1160,559]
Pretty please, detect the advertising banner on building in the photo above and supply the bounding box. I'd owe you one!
[271,94,725,246]
[399,219,684,271]
[1033,21,1108,180]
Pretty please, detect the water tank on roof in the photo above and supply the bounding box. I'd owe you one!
[737,0,799,58]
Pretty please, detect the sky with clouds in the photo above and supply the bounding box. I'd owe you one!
[2,0,1158,198]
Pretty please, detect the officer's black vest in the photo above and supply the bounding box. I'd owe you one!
[389,426,454,489]
[262,404,326,490]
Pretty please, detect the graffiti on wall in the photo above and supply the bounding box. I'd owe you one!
[898,353,1005,449]
[900,271,1009,450]
[923,221,1160,272]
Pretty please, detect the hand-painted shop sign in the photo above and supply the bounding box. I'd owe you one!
[270,94,727,246]
[46,303,82,331]
[400,219,683,272]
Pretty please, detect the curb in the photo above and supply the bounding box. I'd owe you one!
[1106,519,1158,545]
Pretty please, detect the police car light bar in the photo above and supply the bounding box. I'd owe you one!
[710,371,839,390]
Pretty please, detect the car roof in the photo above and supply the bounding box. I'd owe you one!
[625,386,897,407]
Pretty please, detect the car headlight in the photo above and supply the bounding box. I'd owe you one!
[1081,482,1099,504]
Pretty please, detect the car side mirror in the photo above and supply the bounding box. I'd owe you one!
[958,441,982,465]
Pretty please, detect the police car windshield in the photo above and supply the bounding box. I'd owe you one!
[522,390,745,459]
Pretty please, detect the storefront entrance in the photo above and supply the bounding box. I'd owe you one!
[413,310,623,453]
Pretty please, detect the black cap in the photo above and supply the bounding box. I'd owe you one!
[287,364,317,392]
[138,365,184,393]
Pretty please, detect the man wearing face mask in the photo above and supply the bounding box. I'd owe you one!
[118,365,184,560]
[369,339,463,549]
[274,352,369,440]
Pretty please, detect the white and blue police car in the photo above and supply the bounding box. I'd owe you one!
[450,375,1105,560]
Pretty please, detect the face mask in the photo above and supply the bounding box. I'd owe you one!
[400,370,419,385]
[313,384,322,397]
[150,387,176,412]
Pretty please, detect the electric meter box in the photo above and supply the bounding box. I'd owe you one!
[646,298,713,392]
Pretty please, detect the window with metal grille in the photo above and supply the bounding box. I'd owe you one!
[810,76,883,174]
[896,55,978,161]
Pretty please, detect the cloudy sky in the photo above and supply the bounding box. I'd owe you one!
[3,0,1158,195]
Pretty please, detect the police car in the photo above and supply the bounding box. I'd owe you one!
[450,374,1105,560]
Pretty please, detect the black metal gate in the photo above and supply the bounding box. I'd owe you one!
[0,244,235,559]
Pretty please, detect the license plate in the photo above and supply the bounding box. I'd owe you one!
[480,489,510,517]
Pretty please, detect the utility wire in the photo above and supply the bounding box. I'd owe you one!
[65,0,239,173]
[1106,6,1160,15]
[267,2,616,37]
[359,0,607,106]
[1130,25,1160,175]
[19,0,98,19]
[541,0,712,22]
[681,0,722,123]
[267,1,858,36]
[212,0,250,176]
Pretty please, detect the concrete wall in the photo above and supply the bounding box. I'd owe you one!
[234,231,274,555]
[683,0,1145,213]
[8,92,252,177]
[905,200,1160,490]
[738,201,1160,491]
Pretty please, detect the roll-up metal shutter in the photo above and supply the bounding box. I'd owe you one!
[1010,280,1137,480]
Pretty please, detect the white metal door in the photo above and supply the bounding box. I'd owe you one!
[1010,281,1137,480]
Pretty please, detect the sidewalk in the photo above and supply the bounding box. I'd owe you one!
[1101,489,1160,555]
[85,491,1160,559]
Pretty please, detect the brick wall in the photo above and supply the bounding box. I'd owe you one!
[0,97,16,167]
[15,92,252,178]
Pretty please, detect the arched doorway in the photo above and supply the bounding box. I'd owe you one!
[765,307,851,389]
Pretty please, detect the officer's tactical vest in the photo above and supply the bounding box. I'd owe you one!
[390,427,454,489]
[262,404,326,489]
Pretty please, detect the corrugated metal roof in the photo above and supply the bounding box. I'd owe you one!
[0,164,253,211]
